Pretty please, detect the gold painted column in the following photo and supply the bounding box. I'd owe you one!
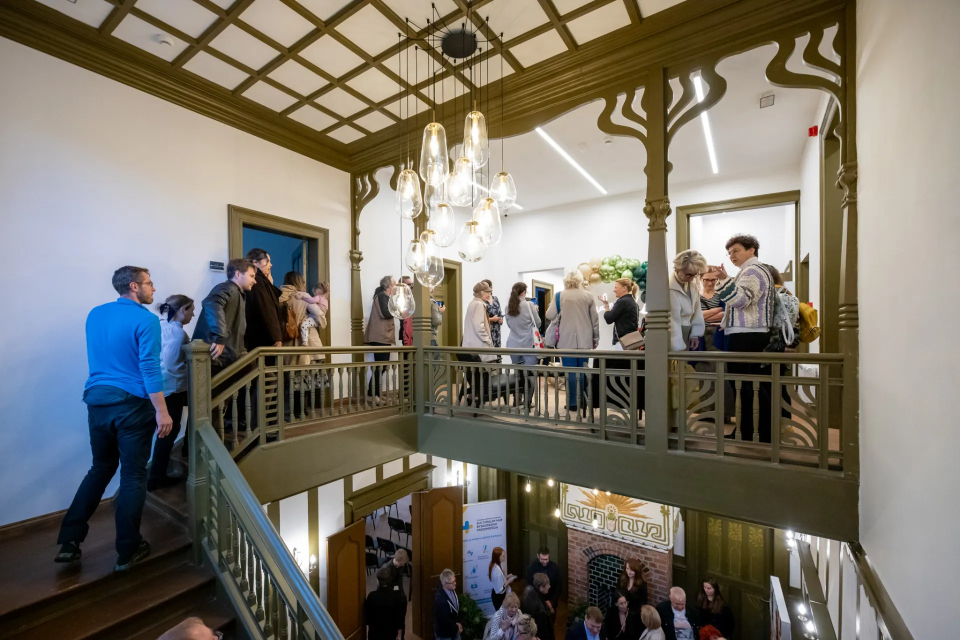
[641,64,671,453]
[350,249,364,348]
[308,486,320,594]
[838,4,859,482]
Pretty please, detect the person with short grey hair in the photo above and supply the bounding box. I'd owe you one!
[669,250,708,351]
[365,275,396,403]
[435,569,463,640]
[656,586,700,640]
[546,270,599,412]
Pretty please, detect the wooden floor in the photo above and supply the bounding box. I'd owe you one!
[0,458,235,639]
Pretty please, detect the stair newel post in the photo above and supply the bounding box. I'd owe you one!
[185,339,213,565]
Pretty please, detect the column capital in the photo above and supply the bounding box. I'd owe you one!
[836,161,858,208]
[643,196,672,231]
[349,249,363,270]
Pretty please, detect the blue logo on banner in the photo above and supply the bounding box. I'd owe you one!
[463,521,471,532]
[467,550,474,557]
[471,566,477,574]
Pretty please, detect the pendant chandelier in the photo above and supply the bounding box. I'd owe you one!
[389,12,517,289]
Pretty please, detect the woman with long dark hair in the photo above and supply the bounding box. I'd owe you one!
[617,558,648,613]
[504,283,540,410]
[695,578,734,638]
[489,546,516,610]
[149,294,194,491]
[604,589,641,640]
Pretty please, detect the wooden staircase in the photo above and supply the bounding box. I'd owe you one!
[0,459,236,639]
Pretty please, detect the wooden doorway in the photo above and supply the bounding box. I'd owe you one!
[517,476,567,588]
[326,519,366,640]
[431,259,462,348]
[411,486,463,640]
[228,205,332,347]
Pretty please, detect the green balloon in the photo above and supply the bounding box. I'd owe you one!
[621,269,633,279]
[615,261,627,272]
[602,258,612,266]
[610,254,621,262]
[627,259,640,269]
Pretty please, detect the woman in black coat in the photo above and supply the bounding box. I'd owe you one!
[604,590,642,640]
[521,576,554,640]
[600,278,640,346]
[617,559,648,614]
[696,578,734,639]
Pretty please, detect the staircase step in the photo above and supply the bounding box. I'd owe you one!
[126,598,236,640]
[145,482,189,531]
[0,502,191,636]
[7,563,216,640]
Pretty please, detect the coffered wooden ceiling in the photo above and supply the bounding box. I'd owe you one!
[1,0,700,169]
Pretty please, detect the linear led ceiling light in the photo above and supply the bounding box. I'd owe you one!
[693,75,719,174]
[535,127,607,195]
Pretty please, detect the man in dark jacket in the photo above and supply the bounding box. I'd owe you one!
[657,588,700,640]
[434,569,462,640]
[565,606,603,640]
[365,565,407,640]
[243,248,283,351]
[192,258,256,372]
[525,546,562,615]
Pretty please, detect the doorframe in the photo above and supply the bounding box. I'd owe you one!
[531,279,554,303]
[228,205,332,347]
[441,258,463,348]
[676,191,801,287]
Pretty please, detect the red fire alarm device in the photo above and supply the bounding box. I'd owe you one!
[808,125,819,137]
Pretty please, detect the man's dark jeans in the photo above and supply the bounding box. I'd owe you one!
[58,386,155,561]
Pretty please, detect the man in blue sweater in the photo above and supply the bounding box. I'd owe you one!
[55,266,173,571]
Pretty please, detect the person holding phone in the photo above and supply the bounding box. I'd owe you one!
[489,546,516,611]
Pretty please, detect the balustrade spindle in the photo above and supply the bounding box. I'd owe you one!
[288,373,295,425]
[278,591,289,638]
[230,393,239,444]
[244,382,252,436]
[242,534,253,600]
[216,401,226,442]
[232,509,242,578]
[255,555,265,621]
[734,380,743,440]
[553,371,560,420]
[263,577,274,637]
[309,371,316,419]
[753,386,760,443]
[337,367,344,416]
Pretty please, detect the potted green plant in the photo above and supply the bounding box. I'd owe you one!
[458,593,490,640]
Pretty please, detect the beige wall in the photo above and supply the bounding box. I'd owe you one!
[857,1,960,637]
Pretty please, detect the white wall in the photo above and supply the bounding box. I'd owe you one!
[359,166,800,350]
[0,38,350,525]
[690,204,795,289]
[857,1,960,638]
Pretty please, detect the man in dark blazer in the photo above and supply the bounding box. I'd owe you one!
[193,258,256,372]
[434,569,463,640]
[565,606,604,640]
[365,565,407,640]
[656,588,700,640]
[243,248,283,351]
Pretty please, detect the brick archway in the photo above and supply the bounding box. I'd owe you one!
[567,529,672,608]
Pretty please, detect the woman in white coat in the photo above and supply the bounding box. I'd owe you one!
[669,250,708,352]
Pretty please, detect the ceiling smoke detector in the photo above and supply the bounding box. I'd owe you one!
[760,93,775,109]
[156,34,175,47]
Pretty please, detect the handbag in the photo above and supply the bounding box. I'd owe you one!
[544,292,561,348]
[526,302,545,349]
[614,299,644,351]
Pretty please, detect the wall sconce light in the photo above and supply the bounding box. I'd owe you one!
[309,554,318,571]
[525,482,532,493]
[547,479,554,487]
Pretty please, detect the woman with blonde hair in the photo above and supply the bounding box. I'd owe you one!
[639,605,664,640]
[489,592,522,640]
[601,278,640,347]
[546,269,599,412]
[669,250,708,352]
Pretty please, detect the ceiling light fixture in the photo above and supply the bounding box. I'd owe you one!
[692,75,719,174]
[535,127,607,195]
[470,180,523,210]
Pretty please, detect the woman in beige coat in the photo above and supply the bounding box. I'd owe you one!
[546,270,599,411]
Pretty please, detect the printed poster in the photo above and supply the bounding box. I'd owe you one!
[463,499,508,617]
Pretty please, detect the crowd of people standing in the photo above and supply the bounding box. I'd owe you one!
[54,249,329,571]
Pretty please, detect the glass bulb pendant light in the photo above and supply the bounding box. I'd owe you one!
[457,220,487,262]
[404,238,425,273]
[416,230,445,287]
[490,171,517,211]
[431,203,457,247]
[424,181,445,217]
[419,122,449,187]
[388,281,415,320]
[472,197,502,246]
[395,169,423,219]
[462,109,489,168]
[446,157,474,207]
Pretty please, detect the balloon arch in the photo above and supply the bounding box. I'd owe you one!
[577,256,647,291]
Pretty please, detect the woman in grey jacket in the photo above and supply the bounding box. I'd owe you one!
[504,283,540,410]
[546,270,599,411]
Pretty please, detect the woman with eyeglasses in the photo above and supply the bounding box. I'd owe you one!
[669,250,708,352]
